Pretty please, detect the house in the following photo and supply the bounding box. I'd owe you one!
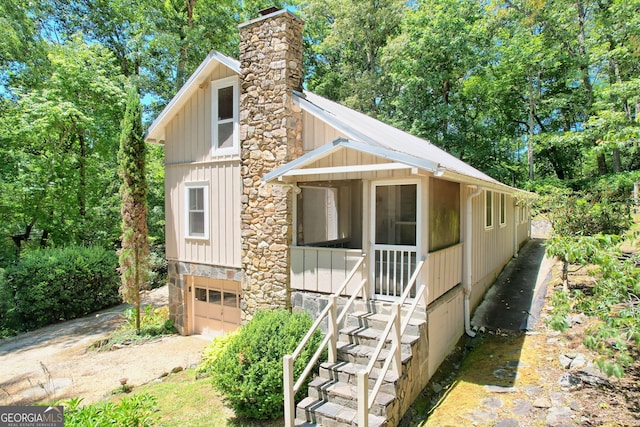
[145,7,530,426]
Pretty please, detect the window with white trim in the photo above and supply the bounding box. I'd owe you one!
[186,183,208,239]
[485,190,493,229]
[212,76,239,155]
[499,193,507,226]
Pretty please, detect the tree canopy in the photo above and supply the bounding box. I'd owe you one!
[0,0,639,262]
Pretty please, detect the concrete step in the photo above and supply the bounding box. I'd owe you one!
[336,340,412,369]
[297,397,388,427]
[346,311,424,336]
[308,376,397,408]
[338,324,420,353]
[351,301,427,322]
[318,361,401,388]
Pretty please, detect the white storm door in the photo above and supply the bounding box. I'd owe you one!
[371,181,420,299]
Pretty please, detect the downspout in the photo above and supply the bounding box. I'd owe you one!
[464,185,483,337]
[513,202,519,258]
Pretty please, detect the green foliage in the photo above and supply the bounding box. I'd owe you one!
[548,291,571,332]
[118,83,149,333]
[211,309,324,420]
[63,394,158,427]
[147,246,168,289]
[92,305,177,351]
[197,329,241,376]
[546,226,640,377]
[0,246,120,334]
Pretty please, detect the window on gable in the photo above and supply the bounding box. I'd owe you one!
[500,193,507,226]
[485,190,493,229]
[186,184,208,239]
[212,77,239,155]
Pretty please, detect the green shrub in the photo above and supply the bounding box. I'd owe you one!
[211,309,324,420]
[197,329,240,376]
[1,246,120,332]
[63,394,158,427]
[146,246,168,289]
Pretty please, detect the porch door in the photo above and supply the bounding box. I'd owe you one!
[371,181,419,299]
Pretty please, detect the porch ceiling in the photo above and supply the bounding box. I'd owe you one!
[263,138,440,184]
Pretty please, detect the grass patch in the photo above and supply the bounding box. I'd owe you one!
[123,368,283,427]
[90,305,177,351]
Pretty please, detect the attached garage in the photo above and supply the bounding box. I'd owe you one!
[185,276,241,335]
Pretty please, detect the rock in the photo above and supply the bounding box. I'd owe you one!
[569,313,588,326]
[431,382,443,393]
[523,385,542,397]
[512,399,533,417]
[171,366,183,374]
[465,409,498,424]
[482,397,504,409]
[558,354,573,369]
[495,418,520,427]
[545,406,573,426]
[558,373,581,389]
[494,367,517,380]
[485,385,519,393]
[533,397,552,408]
[569,353,586,369]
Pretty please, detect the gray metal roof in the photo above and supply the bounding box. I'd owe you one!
[293,91,511,189]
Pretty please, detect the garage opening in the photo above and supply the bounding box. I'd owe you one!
[187,276,241,335]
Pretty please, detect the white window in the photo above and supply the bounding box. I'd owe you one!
[212,76,239,155]
[499,193,507,226]
[186,183,208,239]
[485,190,493,229]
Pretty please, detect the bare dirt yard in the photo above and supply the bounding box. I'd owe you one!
[0,286,211,405]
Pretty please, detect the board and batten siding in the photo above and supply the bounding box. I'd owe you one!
[468,191,527,308]
[165,161,242,267]
[302,110,346,152]
[163,64,242,268]
[164,65,237,165]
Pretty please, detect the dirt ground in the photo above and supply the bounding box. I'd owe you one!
[0,286,211,405]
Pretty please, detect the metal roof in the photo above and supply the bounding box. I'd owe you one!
[291,91,513,190]
[144,50,521,192]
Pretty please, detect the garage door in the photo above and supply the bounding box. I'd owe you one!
[188,277,241,335]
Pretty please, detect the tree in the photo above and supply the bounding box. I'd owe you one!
[118,84,149,333]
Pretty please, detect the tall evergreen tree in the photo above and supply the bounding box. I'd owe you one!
[118,84,149,333]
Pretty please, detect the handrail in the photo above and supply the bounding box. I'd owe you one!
[283,253,367,427]
[357,256,428,427]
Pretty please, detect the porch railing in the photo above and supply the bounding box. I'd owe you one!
[357,257,427,427]
[373,245,418,298]
[283,254,368,427]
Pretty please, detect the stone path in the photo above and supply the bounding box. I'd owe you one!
[401,222,623,427]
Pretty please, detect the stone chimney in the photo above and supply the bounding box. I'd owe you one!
[238,8,304,322]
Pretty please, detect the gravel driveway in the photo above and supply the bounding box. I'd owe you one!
[0,285,211,405]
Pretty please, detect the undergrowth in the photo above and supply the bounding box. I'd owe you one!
[63,394,158,426]
[91,305,177,351]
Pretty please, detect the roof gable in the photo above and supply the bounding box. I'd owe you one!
[145,51,240,143]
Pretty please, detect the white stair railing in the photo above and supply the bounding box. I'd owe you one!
[283,254,367,427]
[357,257,428,427]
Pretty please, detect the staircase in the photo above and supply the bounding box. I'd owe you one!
[294,300,429,427]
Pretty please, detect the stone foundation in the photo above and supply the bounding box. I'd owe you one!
[167,260,241,335]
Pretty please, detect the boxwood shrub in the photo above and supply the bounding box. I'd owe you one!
[211,309,324,420]
[1,246,120,332]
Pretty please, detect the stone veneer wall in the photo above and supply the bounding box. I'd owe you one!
[166,260,241,334]
[238,10,304,322]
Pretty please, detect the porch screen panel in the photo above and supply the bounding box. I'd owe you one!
[429,178,460,252]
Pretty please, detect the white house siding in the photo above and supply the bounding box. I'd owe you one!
[469,191,528,309]
[163,64,242,269]
[164,65,237,165]
[302,111,346,152]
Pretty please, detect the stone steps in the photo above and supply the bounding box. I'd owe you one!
[295,301,427,426]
